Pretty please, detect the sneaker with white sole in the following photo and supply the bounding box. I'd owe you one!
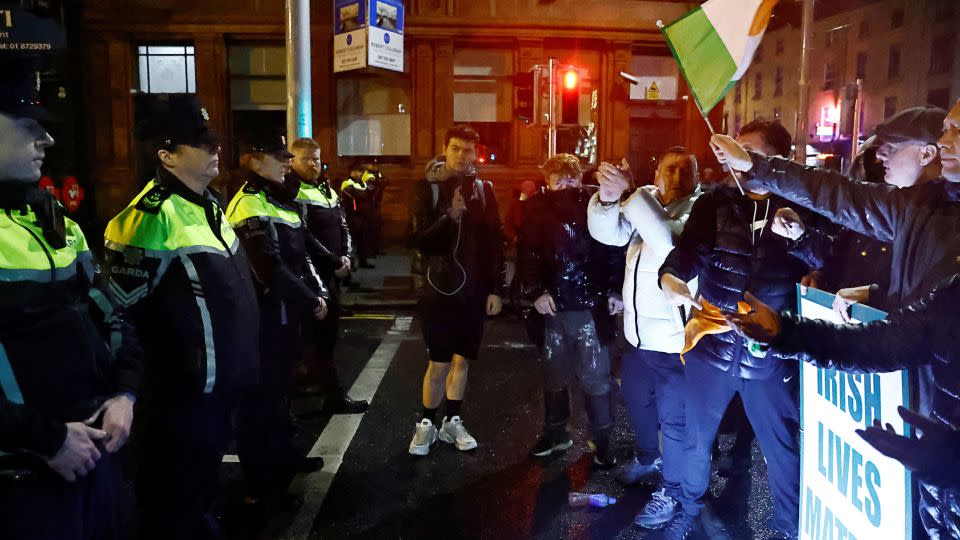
[634,488,680,529]
[408,418,438,456]
[615,456,663,485]
[438,416,478,451]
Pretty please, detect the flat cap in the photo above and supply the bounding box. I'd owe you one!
[874,106,947,145]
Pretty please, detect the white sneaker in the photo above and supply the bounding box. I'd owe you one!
[408,418,438,456]
[438,416,478,451]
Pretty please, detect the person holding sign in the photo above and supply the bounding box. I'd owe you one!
[723,277,960,539]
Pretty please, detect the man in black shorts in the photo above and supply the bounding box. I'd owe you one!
[407,125,505,455]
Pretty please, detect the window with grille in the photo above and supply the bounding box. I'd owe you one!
[888,45,901,79]
[823,62,837,90]
[930,35,956,75]
[753,72,762,100]
[774,66,783,97]
[137,45,196,94]
[856,52,868,80]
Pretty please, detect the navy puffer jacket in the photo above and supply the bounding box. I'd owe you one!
[659,185,830,379]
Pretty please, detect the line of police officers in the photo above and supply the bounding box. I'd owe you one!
[0,57,365,539]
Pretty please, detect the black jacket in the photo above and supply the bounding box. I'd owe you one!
[0,184,142,460]
[659,185,830,379]
[227,174,336,320]
[293,172,353,261]
[746,153,960,308]
[818,227,893,298]
[518,188,624,311]
[408,169,506,302]
[775,274,960,539]
[104,168,261,396]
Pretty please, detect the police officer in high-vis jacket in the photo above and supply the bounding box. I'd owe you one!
[103,94,261,540]
[289,137,368,413]
[0,56,142,540]
[227,132,341,503]
[341,165,376,268]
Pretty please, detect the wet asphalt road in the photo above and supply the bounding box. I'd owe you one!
[218,310,782,540]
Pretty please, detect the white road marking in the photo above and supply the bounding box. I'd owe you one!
[276,315,412,540]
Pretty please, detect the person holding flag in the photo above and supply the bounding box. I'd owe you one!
[654,2,804,538]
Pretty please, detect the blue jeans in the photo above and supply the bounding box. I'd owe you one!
[620,346,686,498]
[679,358,800,536]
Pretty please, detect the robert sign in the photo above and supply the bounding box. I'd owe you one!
[333,0,404,73]
[797,287,912,540]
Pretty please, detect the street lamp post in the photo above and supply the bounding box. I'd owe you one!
[547,57,557,158]
[794,0,815,163]
[286,0,312,144]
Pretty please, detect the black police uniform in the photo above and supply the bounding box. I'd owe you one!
[0,57,143,540]
[103,95,261,540]
[292,170,365,406]
[228,139,340,499]
[341,172,376,266]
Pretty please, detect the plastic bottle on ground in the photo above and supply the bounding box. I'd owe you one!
[568,492,617,508]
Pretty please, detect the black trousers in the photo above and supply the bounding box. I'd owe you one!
[0,452,122,540]
[308,300,344,396]
[237,313,304,497]
[136,392,236,540]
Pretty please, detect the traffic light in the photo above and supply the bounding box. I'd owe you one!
[563,69,578,91]
[515,71,535,125]
[561,67,579,124]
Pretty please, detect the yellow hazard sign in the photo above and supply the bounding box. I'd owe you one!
[646,81,661,100]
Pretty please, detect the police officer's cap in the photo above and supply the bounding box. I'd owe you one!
[0,55,52,122]
[238,129,294,160]
[873,106,947,146]
[135,93,220,149]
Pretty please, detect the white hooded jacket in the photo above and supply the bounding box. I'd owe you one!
[587,185,700,352]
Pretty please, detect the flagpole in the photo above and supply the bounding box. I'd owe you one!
[701,110,746,196]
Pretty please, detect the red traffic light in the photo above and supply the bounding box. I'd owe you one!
[563,69,579,91]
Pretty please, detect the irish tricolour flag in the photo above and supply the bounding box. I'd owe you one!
[661,0,779,114]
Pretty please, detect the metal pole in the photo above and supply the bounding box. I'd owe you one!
[285,0,312,144]
[793,0,814,163]
[532,65,541,129]
[548,58,557,158]
[850,78,863,166]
